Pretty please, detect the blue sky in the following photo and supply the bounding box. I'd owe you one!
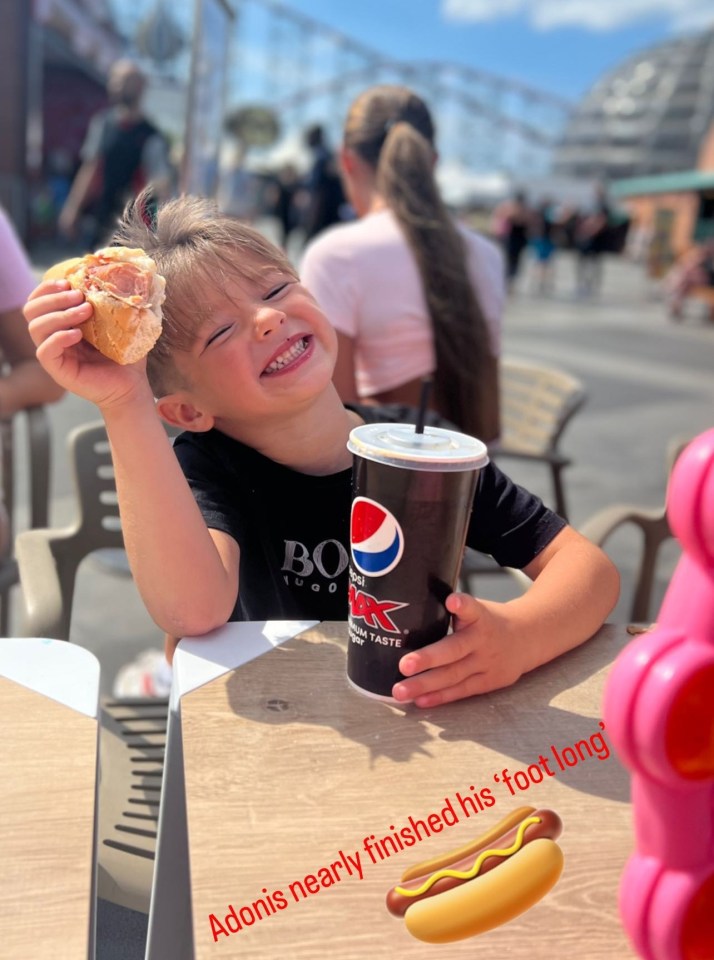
[279,0,714,100]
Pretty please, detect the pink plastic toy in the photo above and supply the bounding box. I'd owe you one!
[603,428,714,960]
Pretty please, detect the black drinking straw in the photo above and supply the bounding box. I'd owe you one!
[415,377,433,434]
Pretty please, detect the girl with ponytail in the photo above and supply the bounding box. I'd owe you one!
[300,85,504,442]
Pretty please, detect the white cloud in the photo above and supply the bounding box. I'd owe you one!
[444,0,522,19]
[442,0,714,33]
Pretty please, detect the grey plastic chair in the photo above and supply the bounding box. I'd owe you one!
[578,436,689,623]
[0,405,51,634]
[492,357,587,520]
[579,503,672,623]
[15,419,166,914]
[461,358,586,587]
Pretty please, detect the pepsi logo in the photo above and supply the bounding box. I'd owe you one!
[350,497,404,577]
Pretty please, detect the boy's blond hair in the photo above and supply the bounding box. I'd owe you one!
[113,191,298,398]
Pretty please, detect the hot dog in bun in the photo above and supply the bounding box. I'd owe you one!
[387,806,564,943]
[44,247,165,365]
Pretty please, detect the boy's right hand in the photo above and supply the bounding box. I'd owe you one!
[23,280,154,410]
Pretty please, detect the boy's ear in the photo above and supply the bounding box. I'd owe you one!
[156,393,215,433]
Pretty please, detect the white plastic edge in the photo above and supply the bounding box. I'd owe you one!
[0,638,100,718]
[172,620,320,706]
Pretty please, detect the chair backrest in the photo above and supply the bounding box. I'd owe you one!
[16,420,123,640]
[17,419,183,640]
[69,420,123,550]
[499,357,587,456]
[54,420,124,637]
[579,434,693,622]
[1,405,51,539]
[0,406,52,634]
[2,347,51,534]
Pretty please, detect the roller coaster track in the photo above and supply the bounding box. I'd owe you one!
[239,0,572,155]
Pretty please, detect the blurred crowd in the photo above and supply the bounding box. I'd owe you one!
[22,59,636,307]
[218,121,349,253]
[488,187,630,298]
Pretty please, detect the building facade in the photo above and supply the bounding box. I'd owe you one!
[554,27,714,183]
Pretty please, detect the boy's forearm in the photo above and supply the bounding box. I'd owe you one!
[103,395,238,636]
[497,533,620,676]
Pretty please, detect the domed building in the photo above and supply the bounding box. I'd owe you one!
[554,27,714,181]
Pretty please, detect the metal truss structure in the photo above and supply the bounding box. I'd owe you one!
[110,0,573,178]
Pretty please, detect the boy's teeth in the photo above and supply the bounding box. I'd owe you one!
[265,338,307,373]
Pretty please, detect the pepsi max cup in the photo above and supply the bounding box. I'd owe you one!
[346,423,489,701]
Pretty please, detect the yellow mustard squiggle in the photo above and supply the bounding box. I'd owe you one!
[394,816,541,898]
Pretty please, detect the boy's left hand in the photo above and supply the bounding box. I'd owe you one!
[392,593,524,708]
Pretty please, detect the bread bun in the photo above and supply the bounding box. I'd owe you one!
[44,247,165,364]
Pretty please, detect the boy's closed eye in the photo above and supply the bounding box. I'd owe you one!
[203,324,234,350]
[263,281,291,300]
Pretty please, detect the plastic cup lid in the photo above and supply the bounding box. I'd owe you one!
[347,422,489,472]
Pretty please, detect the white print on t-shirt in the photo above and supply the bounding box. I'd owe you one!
[282,539,349,593]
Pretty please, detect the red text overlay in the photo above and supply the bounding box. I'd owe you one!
[208,720,610,942]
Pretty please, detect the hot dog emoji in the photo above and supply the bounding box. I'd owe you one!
[386,806,564,943]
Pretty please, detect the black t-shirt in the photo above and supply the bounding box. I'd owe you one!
[172,405,566,622]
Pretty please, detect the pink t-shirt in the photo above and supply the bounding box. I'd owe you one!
[0,208,36,312]
[300,209,504,398]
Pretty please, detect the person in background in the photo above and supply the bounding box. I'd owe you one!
[301,124,346,242]
[0,205,65,550]
[300,86,503,444]
[557,205,582,252]
[265,164,300,251]
[491,190,531,292]
[529,198,557,295]
[575,187,612,298]
[663,239,714,320]
[59,59,172,249]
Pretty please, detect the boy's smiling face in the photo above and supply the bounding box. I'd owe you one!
[165,263,338,431]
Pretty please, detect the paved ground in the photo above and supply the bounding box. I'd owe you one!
[16,234,713,957]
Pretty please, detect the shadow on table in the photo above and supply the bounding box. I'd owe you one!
[223,623,630,804]
[427,625,633,804]
[223,630,435,764]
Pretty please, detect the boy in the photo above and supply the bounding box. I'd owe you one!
[24,194,619,708]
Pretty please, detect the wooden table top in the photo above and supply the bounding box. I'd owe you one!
[0,674,98,960]
[179,622,637,959]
